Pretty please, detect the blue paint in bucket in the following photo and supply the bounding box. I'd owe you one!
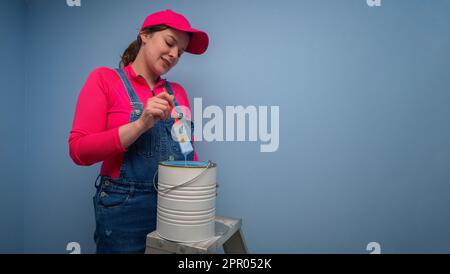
[159,161,211,168]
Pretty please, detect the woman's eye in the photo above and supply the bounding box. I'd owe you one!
[166,41,173,47]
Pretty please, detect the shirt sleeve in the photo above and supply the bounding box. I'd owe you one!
[68,68,126,166]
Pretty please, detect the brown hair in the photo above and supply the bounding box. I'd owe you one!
[119,25,170,68]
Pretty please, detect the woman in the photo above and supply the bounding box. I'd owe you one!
[69,9,209,253]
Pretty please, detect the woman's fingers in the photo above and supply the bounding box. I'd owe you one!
[149,101,169,111]
[151,101,172,119]
[149,101,170,119]
[141,91,175,123]
[149,108,165,121]
[157,91,174,108]
[152,97,170,106]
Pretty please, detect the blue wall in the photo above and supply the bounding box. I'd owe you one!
[1,0,450,253]
[0,0,26,253]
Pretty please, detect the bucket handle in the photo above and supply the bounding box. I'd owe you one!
[153,160,214,193]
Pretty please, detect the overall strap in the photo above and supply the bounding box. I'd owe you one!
[115,68,143,109]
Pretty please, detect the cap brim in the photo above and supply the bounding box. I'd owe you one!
[165,23,209,55]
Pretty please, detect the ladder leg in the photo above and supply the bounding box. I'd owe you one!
[223,228,248,254]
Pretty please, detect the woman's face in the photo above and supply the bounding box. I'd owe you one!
[140,28,190,76]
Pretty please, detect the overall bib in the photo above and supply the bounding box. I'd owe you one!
[93,68,194,253]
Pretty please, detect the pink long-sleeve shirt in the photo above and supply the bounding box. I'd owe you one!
[69,62,198,179]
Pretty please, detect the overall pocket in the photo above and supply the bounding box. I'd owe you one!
[94,182,131,209]
[159,119,187,161]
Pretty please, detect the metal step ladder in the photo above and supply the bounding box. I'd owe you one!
[145,216,248,254]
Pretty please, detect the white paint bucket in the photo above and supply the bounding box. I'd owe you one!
[155,161,217,242]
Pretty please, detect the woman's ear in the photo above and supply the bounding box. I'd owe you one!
[139,32,153,45]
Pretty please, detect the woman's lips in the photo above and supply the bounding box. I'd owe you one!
[161,57,171,67]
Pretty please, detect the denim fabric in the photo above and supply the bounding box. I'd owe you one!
[93,68,194,253]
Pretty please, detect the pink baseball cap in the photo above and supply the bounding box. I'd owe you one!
[140,9,209,55]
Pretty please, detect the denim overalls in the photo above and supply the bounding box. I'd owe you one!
[93,68,194,253]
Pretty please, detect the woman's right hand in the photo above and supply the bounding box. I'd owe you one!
[119,92,174,149]
[135,92,174,133]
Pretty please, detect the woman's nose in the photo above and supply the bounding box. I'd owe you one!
[168,48,180,59]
